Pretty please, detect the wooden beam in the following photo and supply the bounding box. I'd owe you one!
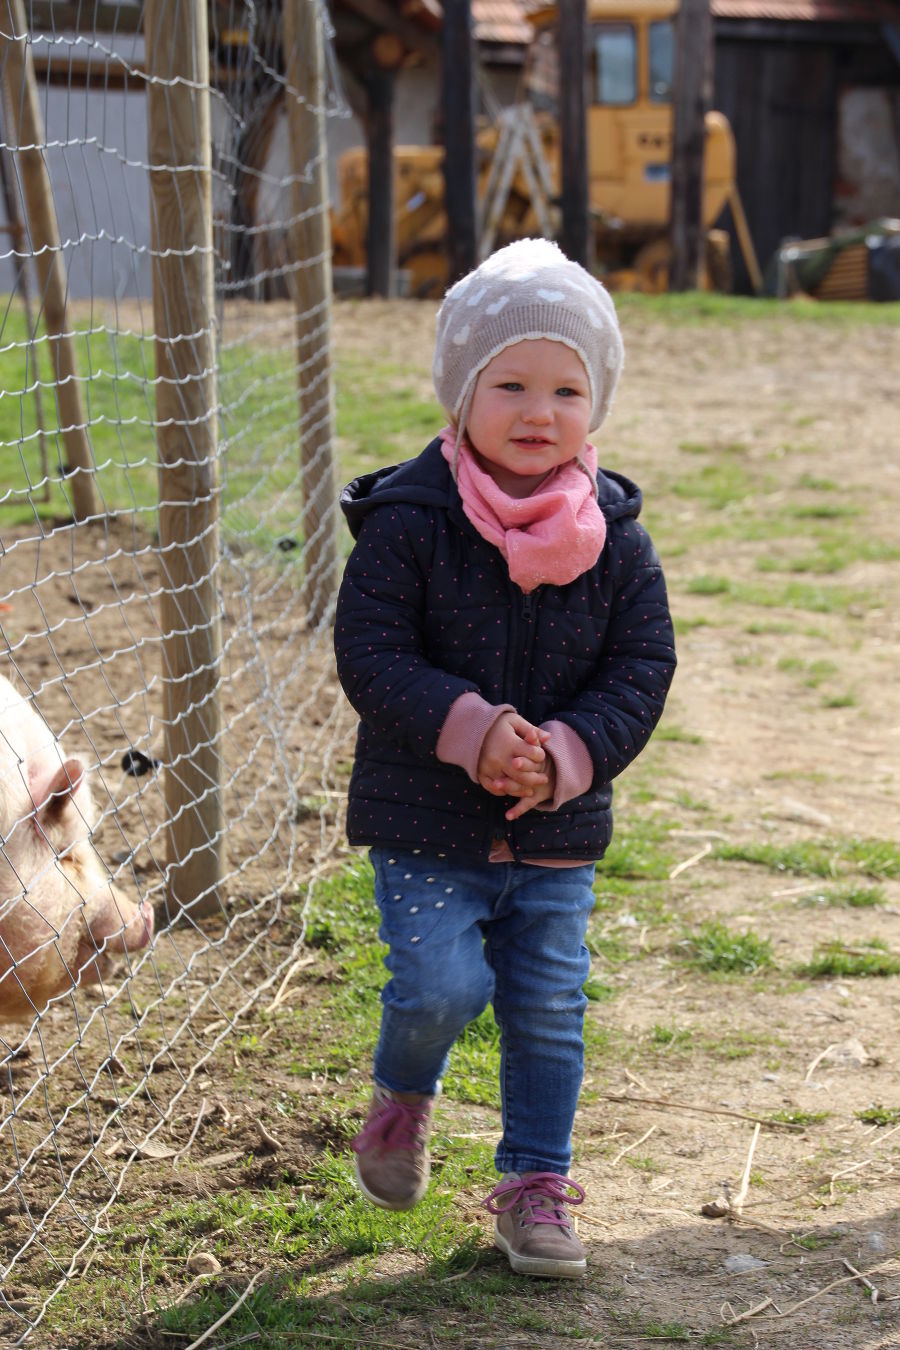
[365,64,396,296]
[558,0,589,266]
[442,0,477,281]
[339,0,438,59]
[670,0,713,290]
[27,1,143,34]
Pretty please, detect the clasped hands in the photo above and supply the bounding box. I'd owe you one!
[477,711,556,821]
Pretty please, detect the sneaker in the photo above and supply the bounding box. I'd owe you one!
[351,1084,433,1210]
[483,1171,587,1278]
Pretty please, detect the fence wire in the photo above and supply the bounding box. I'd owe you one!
[0,1,355,1339]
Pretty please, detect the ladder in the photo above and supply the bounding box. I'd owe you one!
[478,103,556,261]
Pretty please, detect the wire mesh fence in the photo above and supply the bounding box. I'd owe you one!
[0,0,353,1338]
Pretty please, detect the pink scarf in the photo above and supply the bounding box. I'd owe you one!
[439,427,607,593]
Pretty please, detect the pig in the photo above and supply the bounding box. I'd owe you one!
[0,672,154,1020]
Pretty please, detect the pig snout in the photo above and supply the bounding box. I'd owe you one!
[92,887,154,955]
[127,897,155,949]
[75,885,154,985]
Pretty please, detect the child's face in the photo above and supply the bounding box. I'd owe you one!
[465,339,593,498]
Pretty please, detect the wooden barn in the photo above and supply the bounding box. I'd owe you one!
[713,0,900,289]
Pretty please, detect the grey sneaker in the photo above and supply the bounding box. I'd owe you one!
[484,1171,587,1278]
[351,1084,434,1210]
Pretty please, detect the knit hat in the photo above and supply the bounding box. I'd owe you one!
[432,238,624,435]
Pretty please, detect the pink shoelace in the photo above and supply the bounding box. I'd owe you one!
[351,1096,430,1156]
[483,1172,585,1227]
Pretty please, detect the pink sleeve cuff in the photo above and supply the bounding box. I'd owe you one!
[538,720,594,811]
[436,691,516,782]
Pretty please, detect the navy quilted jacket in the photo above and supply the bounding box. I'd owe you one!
[334,437,676,863]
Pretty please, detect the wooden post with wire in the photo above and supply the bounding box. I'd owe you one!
[0,85,49,500]
[0,0,96,520]
[145,0,223,920]
[282,0,338,628]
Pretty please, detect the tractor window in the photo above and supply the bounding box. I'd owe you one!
[593,25,636,106]
[649,21,674,102]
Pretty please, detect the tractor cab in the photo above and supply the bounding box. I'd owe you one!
[523,0,736,252]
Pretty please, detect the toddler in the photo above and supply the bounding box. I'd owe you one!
[334,238,676,1278]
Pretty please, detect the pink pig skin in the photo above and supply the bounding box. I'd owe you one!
[0,674,154,1020]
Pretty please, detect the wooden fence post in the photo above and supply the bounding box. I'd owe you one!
[282,0,338,628]
[0,86,49,500]
[145,0,223,919]
[0,0,96,520]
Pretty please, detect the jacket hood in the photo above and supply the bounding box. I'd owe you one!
[339,437,643,540]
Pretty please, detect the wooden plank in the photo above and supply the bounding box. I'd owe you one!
[145,0,223,919]
[715,39,836,290]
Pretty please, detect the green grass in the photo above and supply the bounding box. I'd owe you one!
[672,613,713,634]
[651,1023,693,1050]
[614,291,900,326]
[686,573,872,614]
[335,355,439,483]
[776,656,840,688]
[583,976,616,1002]
[713,837,900,880]
[672,460,763,510]
[798,883,885,909]
[681,921,774,975]
[756,532,900,575]
[655,722,703,744]
[855,1105,900,1127]
[796,941,900,979]
[787,1229,843,1251]
[767,1109,829,1127]
[599,815,676,880]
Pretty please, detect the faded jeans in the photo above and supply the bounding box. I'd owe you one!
[369,847,596,1176]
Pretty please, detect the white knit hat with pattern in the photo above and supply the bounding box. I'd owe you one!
[432,238,624,435]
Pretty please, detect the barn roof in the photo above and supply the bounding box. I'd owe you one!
[711,0,899,20]
[472,0,534,44]
[474,0,899,45]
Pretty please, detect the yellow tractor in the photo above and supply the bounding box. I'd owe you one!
[332,0,761,295]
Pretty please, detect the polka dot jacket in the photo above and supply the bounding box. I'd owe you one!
[334,437,676,864]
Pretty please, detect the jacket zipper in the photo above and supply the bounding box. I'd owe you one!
[503,584,540,857]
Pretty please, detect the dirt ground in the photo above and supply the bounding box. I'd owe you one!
[1,297,899,1347]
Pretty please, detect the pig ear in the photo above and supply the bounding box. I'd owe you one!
[32,759,86,826]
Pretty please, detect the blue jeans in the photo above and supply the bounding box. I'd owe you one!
[369,847,596,1176]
